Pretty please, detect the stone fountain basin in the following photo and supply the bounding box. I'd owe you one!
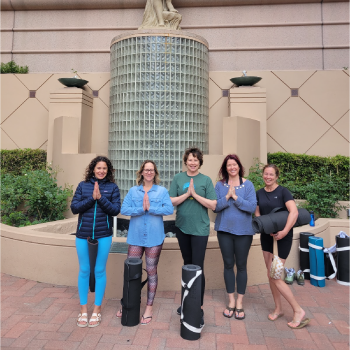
[1,217,345,299]
[230,76,262,86]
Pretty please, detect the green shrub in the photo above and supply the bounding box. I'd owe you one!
[1,168,73,227]
[247,153,349,218]
[246,159,265,191]
[267,153,349,199]
[1,149,47,176]
[1,172,29,216]
[25,169,73,222]
[1,60,29,74]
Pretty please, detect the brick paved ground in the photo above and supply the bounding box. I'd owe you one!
[1,273,349,349]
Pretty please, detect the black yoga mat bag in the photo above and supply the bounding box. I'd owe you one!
[324,244,337,280]
[88,237,98,292]
[252,207,311,234]
[336,234,350,286]
[180,265,203,341]
[120,258,148,327]
[299,232,314,280]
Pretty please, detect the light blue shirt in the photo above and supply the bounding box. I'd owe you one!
[121,184,174,247]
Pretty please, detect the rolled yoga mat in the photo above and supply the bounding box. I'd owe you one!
[180,265,203,341]
[336,234,350,286]
[252,208,311,234]
[120,258,148,327]
[309,236,326,287]
[299,232,314,280]
[88,237,98,293]
[324,245,337,280]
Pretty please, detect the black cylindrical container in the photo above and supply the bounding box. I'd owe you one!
[121,258,144,327]
[324,250,337,280]
[299,232,314,280]
[180,264,203,341]
[336,234,350,285]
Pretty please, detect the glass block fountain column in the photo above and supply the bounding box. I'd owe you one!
[109,30,209,200]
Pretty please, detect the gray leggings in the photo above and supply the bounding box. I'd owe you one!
[217,231,253,295]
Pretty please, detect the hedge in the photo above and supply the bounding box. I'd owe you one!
[1,149,47,175]
[267,153,348,188]
[247,152,349,218]
[1,61,29,74]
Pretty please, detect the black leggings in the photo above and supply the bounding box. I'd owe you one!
[217,231,253,295]
[174,227,208,306]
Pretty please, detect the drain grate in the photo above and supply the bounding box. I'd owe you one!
[110,242,129,254]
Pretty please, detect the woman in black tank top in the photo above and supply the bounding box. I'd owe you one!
[255,164,310,329]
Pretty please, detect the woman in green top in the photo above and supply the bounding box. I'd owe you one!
[169,147,217,325]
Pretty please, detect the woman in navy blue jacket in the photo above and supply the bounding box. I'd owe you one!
[71,156,121,328]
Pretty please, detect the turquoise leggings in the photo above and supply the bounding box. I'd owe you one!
[75,236,112,306]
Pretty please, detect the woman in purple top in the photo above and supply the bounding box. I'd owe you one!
[214,154,257,320]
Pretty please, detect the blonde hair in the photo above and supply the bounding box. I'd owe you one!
[136,160,160,186]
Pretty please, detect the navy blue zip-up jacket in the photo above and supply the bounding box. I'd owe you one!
[71,177,121,239]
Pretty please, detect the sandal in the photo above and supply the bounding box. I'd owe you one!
[234,308,245,320]
[223,306,235,318]
[88,313,101,328]
[287,318,310,329]
[76,313,88,328]
[116,309,122,318]
[268,313,284,321]
[141,315,152,325]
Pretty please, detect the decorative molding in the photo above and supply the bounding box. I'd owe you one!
[1,21,349,32]
[210,45,350,52]
[2,45,348,55]
[1,0,347,11]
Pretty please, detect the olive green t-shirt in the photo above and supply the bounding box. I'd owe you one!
[169,172,217,236]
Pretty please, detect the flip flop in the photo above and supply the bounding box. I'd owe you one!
[141,315,152,325]
[268,313,284,321]
[287,318,310,329]
[116,309,122,318]
[223,306,235,318]
[234,308,245,320]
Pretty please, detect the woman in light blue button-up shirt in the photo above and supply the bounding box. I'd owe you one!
[118,160,174,325]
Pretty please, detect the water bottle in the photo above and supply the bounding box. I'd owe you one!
[309,211,315,227]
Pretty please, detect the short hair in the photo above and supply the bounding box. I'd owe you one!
[136,160,160,186]
[84,156,115,182]
[183,147,203,167]
[218,154,245,183]
[262,164,280,178]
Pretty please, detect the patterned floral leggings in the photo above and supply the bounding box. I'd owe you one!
[127,243,163,306]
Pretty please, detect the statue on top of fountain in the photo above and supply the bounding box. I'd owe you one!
[139,0,182,30]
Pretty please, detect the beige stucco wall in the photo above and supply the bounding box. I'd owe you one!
[1,218,349,299]
[1,70,348,159]
[1,1,348,72]
[210,70,349,157]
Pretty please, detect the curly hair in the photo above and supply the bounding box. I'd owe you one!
[84,156,115,182]
[183,147,203,167]
[218,154,245,183]
[136,160,160,186]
